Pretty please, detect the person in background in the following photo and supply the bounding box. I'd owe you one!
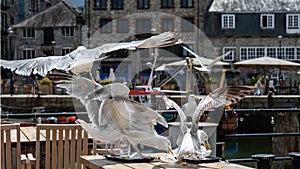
[254,77,263,95]
[268,78,276,95]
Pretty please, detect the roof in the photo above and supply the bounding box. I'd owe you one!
[12,1,83,28]
[209,0,300,12]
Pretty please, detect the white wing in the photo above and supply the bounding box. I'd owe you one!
[56,75,102,125]
[190,86,255,134]
[1,32,181,77]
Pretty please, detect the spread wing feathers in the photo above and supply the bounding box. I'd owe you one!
[111,98,168,128]
[1,32,181,77]
[56,76,102,125]
[191,86,255,134]
[162,95,187,145]
[206,50,232,70]
[0,55,74,76]
[137,32,182,48]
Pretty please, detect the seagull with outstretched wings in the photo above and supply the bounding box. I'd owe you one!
[1,32,181,85]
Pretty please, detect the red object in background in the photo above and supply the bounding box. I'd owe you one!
[57,116,77,123]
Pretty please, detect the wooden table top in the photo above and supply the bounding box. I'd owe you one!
[80,155,254,169]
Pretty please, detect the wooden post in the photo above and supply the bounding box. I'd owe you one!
[272,112,300,168]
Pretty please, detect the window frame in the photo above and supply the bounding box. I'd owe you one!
[223,47,235,61]
[181,0,193,8]
[286,14,300,34]
[136,18,151,34]
[137,0,149,9]
[61,27,74,37]
[221,14,235,29]
[22,28,35,38]
[117,19,129,33]
[95,0,107,10]
[161,18,174,32]
[260,14,274,29]
[22,48,35,59]
[99,18,112,33]
[111,0,123,10]
[61,47,73,55]
[161,0,173,8]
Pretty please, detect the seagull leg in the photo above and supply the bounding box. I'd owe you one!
[78,74,88,89]
[89,70,98,86]
[132,145,151,159]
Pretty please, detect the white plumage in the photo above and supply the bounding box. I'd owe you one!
[162,86,255,161]
[1,32,181,84]
[85,82,173,158]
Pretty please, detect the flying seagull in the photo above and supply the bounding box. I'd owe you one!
[1,32,182,85]
[85,82,174,158]
[181,45,232,72]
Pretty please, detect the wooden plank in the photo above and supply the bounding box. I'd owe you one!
[1,130,5,169]
[70,129,76,169]
[79,155,254,169]
[17,126,21,169]
[51,129,57,169]
[57,130,64,169]
[5,130,12,169]
[64,129,70,169]
[45,130,51,169]
[35,126,41,169]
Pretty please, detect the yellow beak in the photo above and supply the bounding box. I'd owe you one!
[167,148,175,156]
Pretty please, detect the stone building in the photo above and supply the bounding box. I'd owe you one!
[84,0,215,84]
[9,1,84,59]
[1,0,54,60]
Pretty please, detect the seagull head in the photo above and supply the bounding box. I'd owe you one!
[188,94,202,103]
[85,83,129,100]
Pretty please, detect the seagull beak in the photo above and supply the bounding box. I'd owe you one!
[195,96,202,100]
[167,148,175,156]
[204,140,211,150]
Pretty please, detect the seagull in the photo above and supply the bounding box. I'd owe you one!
[162,95,210,160]
[181,45,232,72]
[163,86,255,161]
[1,32,182,85]
[181,94,202,121]
[85,82,174,158]
[56,76,122,148]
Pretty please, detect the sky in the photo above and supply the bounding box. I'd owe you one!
[64,0,84,7]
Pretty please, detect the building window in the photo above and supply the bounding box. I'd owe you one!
[256,47,265,57]
[95,0,106,9]
[136,19,151,34]
[267,47,277,58]
[182,44,193,57]
[22,28,35,38]
[223,47,235,61]
[181,0,193,8]
[29,0,37,11]
[137,0,149,9]
[1,13,7,32]
[240,46,299,61]
[162,18,174,32]
[100,19,112,33]
[286,14,300,34]
[22,49,35,59]
[261,14,274,29]
[182,17,194,32]
[62,47,73,55]
[221,14,235,29]
[111,0,123,9]
[117,19,129,33]
[61,27,74,37]
[285,47,295,60]
[161,0,173,8]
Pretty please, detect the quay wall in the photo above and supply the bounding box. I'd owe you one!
[1,95,300,113]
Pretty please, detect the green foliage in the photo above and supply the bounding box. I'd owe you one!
[39,77,52,85]
[99,77,111,85]
[251,76,265,85]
